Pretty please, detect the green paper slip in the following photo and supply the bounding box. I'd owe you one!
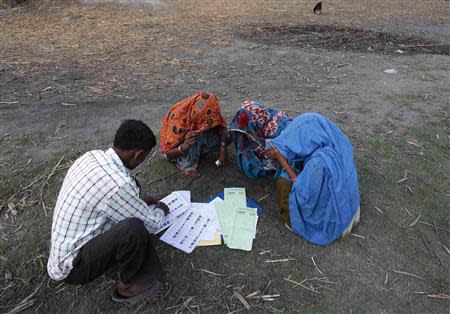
[215,201,237,244]
[224,187,247,208]
[227,207,258,251]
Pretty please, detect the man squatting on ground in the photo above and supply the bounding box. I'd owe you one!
[47,120,172,303]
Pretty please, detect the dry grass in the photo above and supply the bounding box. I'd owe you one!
[1,0,448,90]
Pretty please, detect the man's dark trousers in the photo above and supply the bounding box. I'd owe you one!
[65,218,163,285]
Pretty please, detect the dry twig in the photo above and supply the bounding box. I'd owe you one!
[257,193,270,202]
[195,268,225,277]
[409,214,421,227]
[173,297,194,314]
[375,206,384,215]
[233,291,251,310]
[427,293,450,300]
[7,278,44,314]
[284,277,320,294]
[396,170,409,183]
[264,258,296,263]
[443,245,450,256]
[393,269,424,280]
[311,256,324,275]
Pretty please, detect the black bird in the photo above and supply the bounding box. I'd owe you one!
[313,2,322,15]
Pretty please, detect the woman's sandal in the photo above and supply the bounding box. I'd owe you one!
[111,280,172,304]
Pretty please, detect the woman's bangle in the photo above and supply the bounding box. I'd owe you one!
[178,145,183,153]
[220,141,226,147]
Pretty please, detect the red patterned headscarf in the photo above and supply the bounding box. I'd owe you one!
[159,92,226,153]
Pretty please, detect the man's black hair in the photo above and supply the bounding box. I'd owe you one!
[114,119,156,151]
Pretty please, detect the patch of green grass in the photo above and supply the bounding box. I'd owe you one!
[411,62,431,72]
[13,133,37,146]
[303,302,332,314]
[1,154,71,195]
[367,136,386,152]
[361,118,449,219]
[382,94,395,103]
[383,90,429,107]
[398,91,427,104]
[0,239,5,257]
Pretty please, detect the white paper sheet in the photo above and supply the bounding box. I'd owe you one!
[191,200,222,241]
[160,210,213,253]
[176,190,191,203]
[224,187,247,207]
[154,191,190,234]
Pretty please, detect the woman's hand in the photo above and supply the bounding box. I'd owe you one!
[183,131,199,148]
[259,140,284,161]
[217,145,227,166]
[268,140,284,160]
[267,140,297,181]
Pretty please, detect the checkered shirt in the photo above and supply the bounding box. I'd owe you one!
[47,148,165,281]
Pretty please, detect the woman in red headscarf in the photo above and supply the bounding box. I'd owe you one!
[160,92,229,179]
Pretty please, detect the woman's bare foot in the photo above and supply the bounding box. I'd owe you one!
[183,169,200,180]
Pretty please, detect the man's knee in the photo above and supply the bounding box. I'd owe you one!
[117,218,148,238]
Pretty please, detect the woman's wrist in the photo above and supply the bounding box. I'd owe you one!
[179,143,188,153]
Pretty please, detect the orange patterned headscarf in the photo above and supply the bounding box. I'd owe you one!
[159,92,226,153]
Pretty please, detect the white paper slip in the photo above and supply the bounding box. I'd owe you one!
[206,197,223,233]
[154,191,190,234]
[227,207,258,251]
[215,201,237,244]
[176,190,191,203]
[160,210,213,253]
[224,187,247,207]
[191,202,222,241]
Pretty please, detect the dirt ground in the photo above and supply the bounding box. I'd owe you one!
[0,0,449,313]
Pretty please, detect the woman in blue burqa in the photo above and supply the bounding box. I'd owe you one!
[231,103,360,245]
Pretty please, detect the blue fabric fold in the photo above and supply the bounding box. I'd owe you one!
[268,113,360,245]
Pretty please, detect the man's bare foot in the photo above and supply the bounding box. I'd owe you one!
[116,281,153,298]
[113,280,172,304]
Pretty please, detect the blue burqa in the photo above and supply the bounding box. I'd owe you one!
[267,113,360,245]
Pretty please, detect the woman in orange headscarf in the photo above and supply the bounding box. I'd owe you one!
[160,92,229,179]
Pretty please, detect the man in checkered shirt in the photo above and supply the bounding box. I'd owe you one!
[48,120,172,303]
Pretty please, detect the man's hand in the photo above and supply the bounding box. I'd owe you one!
[155,201,170,215]
[142,193,160,205]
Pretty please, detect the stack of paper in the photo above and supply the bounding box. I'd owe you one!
[153,191,221,253]
[191,200,222,247]
[215,188,258,251]
[153,189,258,253]
[154,191,192,234]
[160,208,213,253]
